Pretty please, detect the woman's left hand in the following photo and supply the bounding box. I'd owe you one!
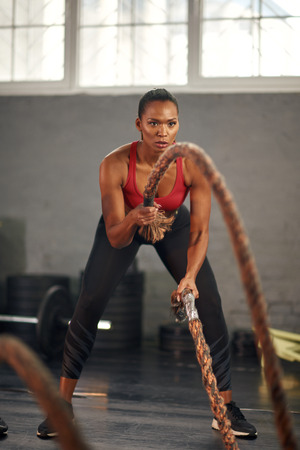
[176,277,199,301]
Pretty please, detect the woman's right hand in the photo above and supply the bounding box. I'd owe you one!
[130,204,159,228]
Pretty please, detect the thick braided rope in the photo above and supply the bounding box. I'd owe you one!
[0,334,90,450]
[143,142,298,450]
[190,319,238,449]
[171,290,238,448]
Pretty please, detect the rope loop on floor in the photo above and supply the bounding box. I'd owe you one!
[0,334,90,450]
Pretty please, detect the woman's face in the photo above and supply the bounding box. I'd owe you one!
[136,100,179,152]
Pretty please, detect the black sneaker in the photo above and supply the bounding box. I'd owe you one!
[37,400,74,439]
[0,418,8,435]
[212,401,257,439]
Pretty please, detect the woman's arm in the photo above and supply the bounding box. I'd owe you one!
[177,160,211,299]
[99,153,158,249]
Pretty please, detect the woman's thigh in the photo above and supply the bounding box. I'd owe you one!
[74,217,140,330]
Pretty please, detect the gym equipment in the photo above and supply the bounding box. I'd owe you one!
[231,329,258,358]
[159,322,194,353]
[260,328,300,364]
[143,141,298,450]
[0,334,90,450]
[2,275,71,351]
[37,286,74,359]
[93,270,144,351]
[6,275,70,316]
[173,289,238,449]
[0,285,111,359]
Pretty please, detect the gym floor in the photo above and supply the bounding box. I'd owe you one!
[0,341,299,450]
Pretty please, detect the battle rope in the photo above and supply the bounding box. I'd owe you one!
[142,142,298,450]
[0,334,90,450]
[172,288,238,449]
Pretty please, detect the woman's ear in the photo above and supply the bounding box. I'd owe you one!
[135,117,142,132]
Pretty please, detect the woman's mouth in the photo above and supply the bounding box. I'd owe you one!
[155,141,169,149]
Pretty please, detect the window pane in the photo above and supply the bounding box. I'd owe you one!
[262,0,300,17]
[134,25,187,85]
[135,0,187,24]
[0,1,13,25]
[14,26,64,80]
[202,19,259,77]
[79,24,187,86]
[203,0,300,19]
[80,26,119,86]
[81,0,187,25]
[79,0,188,86]
[201,1,300,78]
[0,29,12,80]
[81,0,118,26]
[260,18,300,76]
[15,0,65,25]
[203,0,260,19]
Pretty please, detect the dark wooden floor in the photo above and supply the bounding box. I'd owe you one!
[0,341,299,449]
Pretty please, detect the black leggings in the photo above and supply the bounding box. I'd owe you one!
[62,205,232,391]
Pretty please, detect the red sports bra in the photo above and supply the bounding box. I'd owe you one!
[122,141,189,211]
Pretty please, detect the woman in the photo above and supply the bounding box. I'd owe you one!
[37,88,257,439]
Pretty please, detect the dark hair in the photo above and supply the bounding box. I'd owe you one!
[138,88,179,119]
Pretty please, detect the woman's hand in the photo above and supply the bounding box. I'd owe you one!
[176,276,199,301]
[130,204,159,228]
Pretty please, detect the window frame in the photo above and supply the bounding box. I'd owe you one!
[0,0,299,95]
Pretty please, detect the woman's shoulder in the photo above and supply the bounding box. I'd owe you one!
[181,156,195,187]
[181,155,207,188]
[103,142,131,163]
[100,143,132,172]
[99,143,132,186]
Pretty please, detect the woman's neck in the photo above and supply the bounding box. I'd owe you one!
[137,140,162,168]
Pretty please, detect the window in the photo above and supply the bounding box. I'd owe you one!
[201,0,300,77]
[0,0,65,82]
[79,0,188,87]
[0,0,299,93]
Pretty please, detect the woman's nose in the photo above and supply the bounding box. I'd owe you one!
[157,124,167,136]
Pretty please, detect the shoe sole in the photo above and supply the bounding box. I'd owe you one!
[37,431,58,439]
[211,418,258,438]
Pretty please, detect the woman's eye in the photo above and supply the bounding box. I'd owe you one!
[149,121,158,126]
[169,122,176,127]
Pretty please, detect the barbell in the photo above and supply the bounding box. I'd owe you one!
[0,285,111,359]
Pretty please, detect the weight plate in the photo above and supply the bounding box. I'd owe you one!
[159,323,194,353]
[6,275,70,316]
[37,285,73,359]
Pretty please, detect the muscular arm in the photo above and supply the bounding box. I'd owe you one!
[99,152,158,249]
[177,160,211,298]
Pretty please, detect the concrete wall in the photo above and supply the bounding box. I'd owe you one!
[0,93,299,340]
